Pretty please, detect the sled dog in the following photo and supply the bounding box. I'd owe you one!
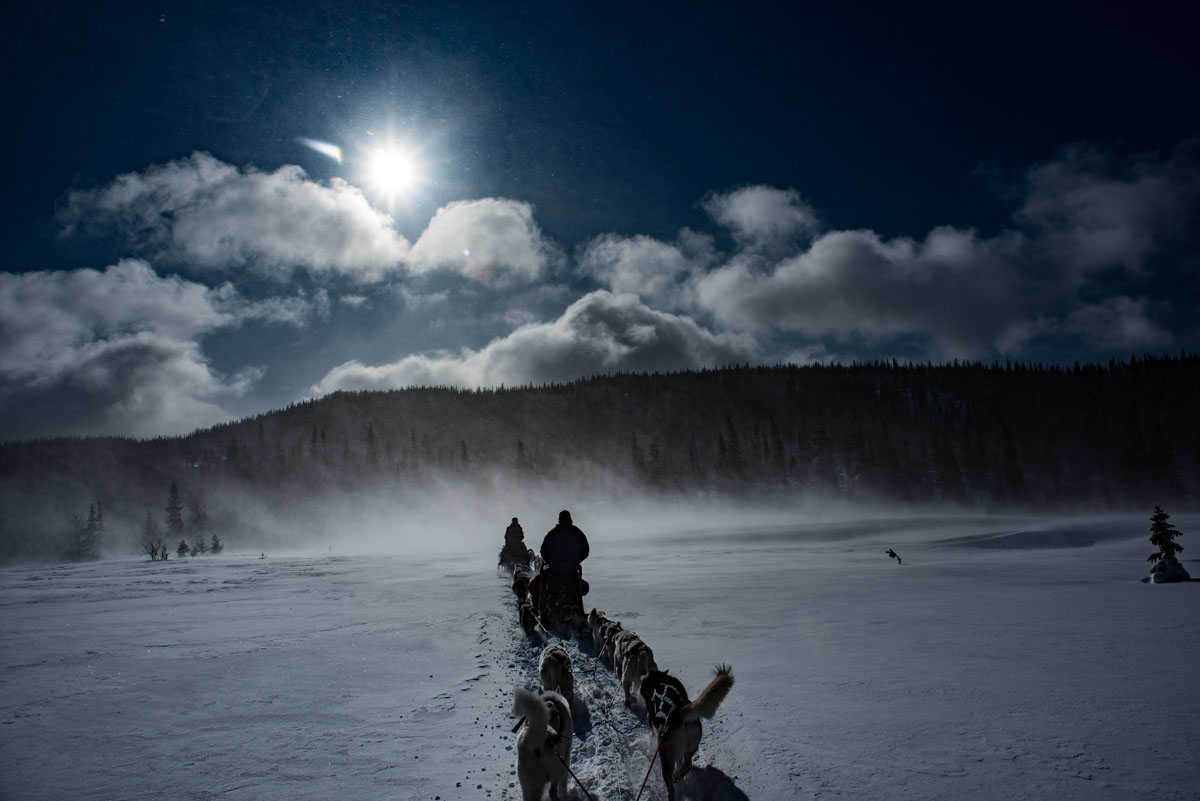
[611,631,656,709]
[512,686,573,801]
[513,569,532,600]
[600,619,624,664]
[518,598,540,638]
[640,665,734,801]
[539,643,574,702]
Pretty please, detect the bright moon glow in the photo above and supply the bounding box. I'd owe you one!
[366,147,421,199]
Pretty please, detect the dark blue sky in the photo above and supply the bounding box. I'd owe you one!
[3,0,1199,438]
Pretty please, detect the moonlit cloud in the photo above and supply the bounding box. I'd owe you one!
[0,260,324,438]
[60,152,410,282]
[578,232,709,308]
[406,198,560,284]
[702,185,821,250]
[585,150,1197,359]
[310,290,754,395]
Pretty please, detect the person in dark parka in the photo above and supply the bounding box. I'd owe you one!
[540,510,589,575]
[499,517,527,569]
[505,517,525,550]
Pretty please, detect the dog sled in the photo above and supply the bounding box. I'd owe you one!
[531,569,588,633]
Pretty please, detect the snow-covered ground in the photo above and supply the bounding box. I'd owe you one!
[2,513,1198,800]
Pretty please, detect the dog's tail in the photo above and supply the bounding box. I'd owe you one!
[681,664,734,722]
[512,687,550,743]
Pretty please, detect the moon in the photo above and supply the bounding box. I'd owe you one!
[366,147,422,199]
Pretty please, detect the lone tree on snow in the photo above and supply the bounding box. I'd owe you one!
[1147,506,1184,563]
[1147,505,1190,583]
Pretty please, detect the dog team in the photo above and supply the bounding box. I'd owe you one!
[505,512,734,801]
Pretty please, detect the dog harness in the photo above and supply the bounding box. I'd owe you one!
[642,671,688,731]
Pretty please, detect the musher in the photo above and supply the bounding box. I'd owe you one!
[532,509,589,624]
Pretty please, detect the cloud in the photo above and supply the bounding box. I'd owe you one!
[679,149,1198,358]
[694,226,1033,357]
[310,290,753,394]
[406,198,559,284]
[702,185,820,250]
[0,260,323,438]
[578,232,710,307]
[60,152,410,282]
[1018,145,1199,280]
[1062,296,1172,350]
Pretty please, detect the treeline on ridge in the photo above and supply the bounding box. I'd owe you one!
[1,356,1198,562]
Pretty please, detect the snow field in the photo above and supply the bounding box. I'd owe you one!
[1,513,1198,801]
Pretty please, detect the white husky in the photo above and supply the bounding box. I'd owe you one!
[512,686,573,801]
[538,643,574,703]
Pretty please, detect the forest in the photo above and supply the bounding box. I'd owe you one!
[1,355,1197,562]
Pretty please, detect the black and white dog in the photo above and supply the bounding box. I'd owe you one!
[640,665,734,801]
[512,687,573,801]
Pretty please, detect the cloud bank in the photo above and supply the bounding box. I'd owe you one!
[310,290,753,394]
[60,152,411,282]
[0,260,322,438]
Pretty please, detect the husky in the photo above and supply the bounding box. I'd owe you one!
[513,569,532,599]
[599,619,624,665]
[612,632,656,710]
[512,687,573,801]
[538,643,574,703]
[518,598,540,638]
[640,665,734,801]
[588,608,619,655]
[621,641,657,711]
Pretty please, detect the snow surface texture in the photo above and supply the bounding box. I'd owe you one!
[2,514,1198,800]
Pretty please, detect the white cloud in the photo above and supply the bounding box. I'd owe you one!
[339,294,369,308]
[1018,146,1197,281]
[0,260,323,438]
[702,185,820,249]
[578,233,704,307]
[406,198,559,284]
[310,290,754,395]
[694,226,1032,357]
[60,152,410,282]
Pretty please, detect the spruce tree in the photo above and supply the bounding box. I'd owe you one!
[1147,505,1184,563]
[177,539,190,558]
[210,534,223,554]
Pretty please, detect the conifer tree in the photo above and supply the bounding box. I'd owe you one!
[177,539,190,558]
[1147,505,1184,563]
[210,534,223,554]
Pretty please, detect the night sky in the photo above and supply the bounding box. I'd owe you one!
[3,0,1199,439]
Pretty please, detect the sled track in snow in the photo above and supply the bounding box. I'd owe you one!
[497,575,669,801]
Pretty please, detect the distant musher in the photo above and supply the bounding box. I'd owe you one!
[499,516,529,571]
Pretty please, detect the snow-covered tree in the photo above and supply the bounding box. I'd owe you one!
[176,539,190,558]
[1147,505,1184,563]
[210,534,223,554]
